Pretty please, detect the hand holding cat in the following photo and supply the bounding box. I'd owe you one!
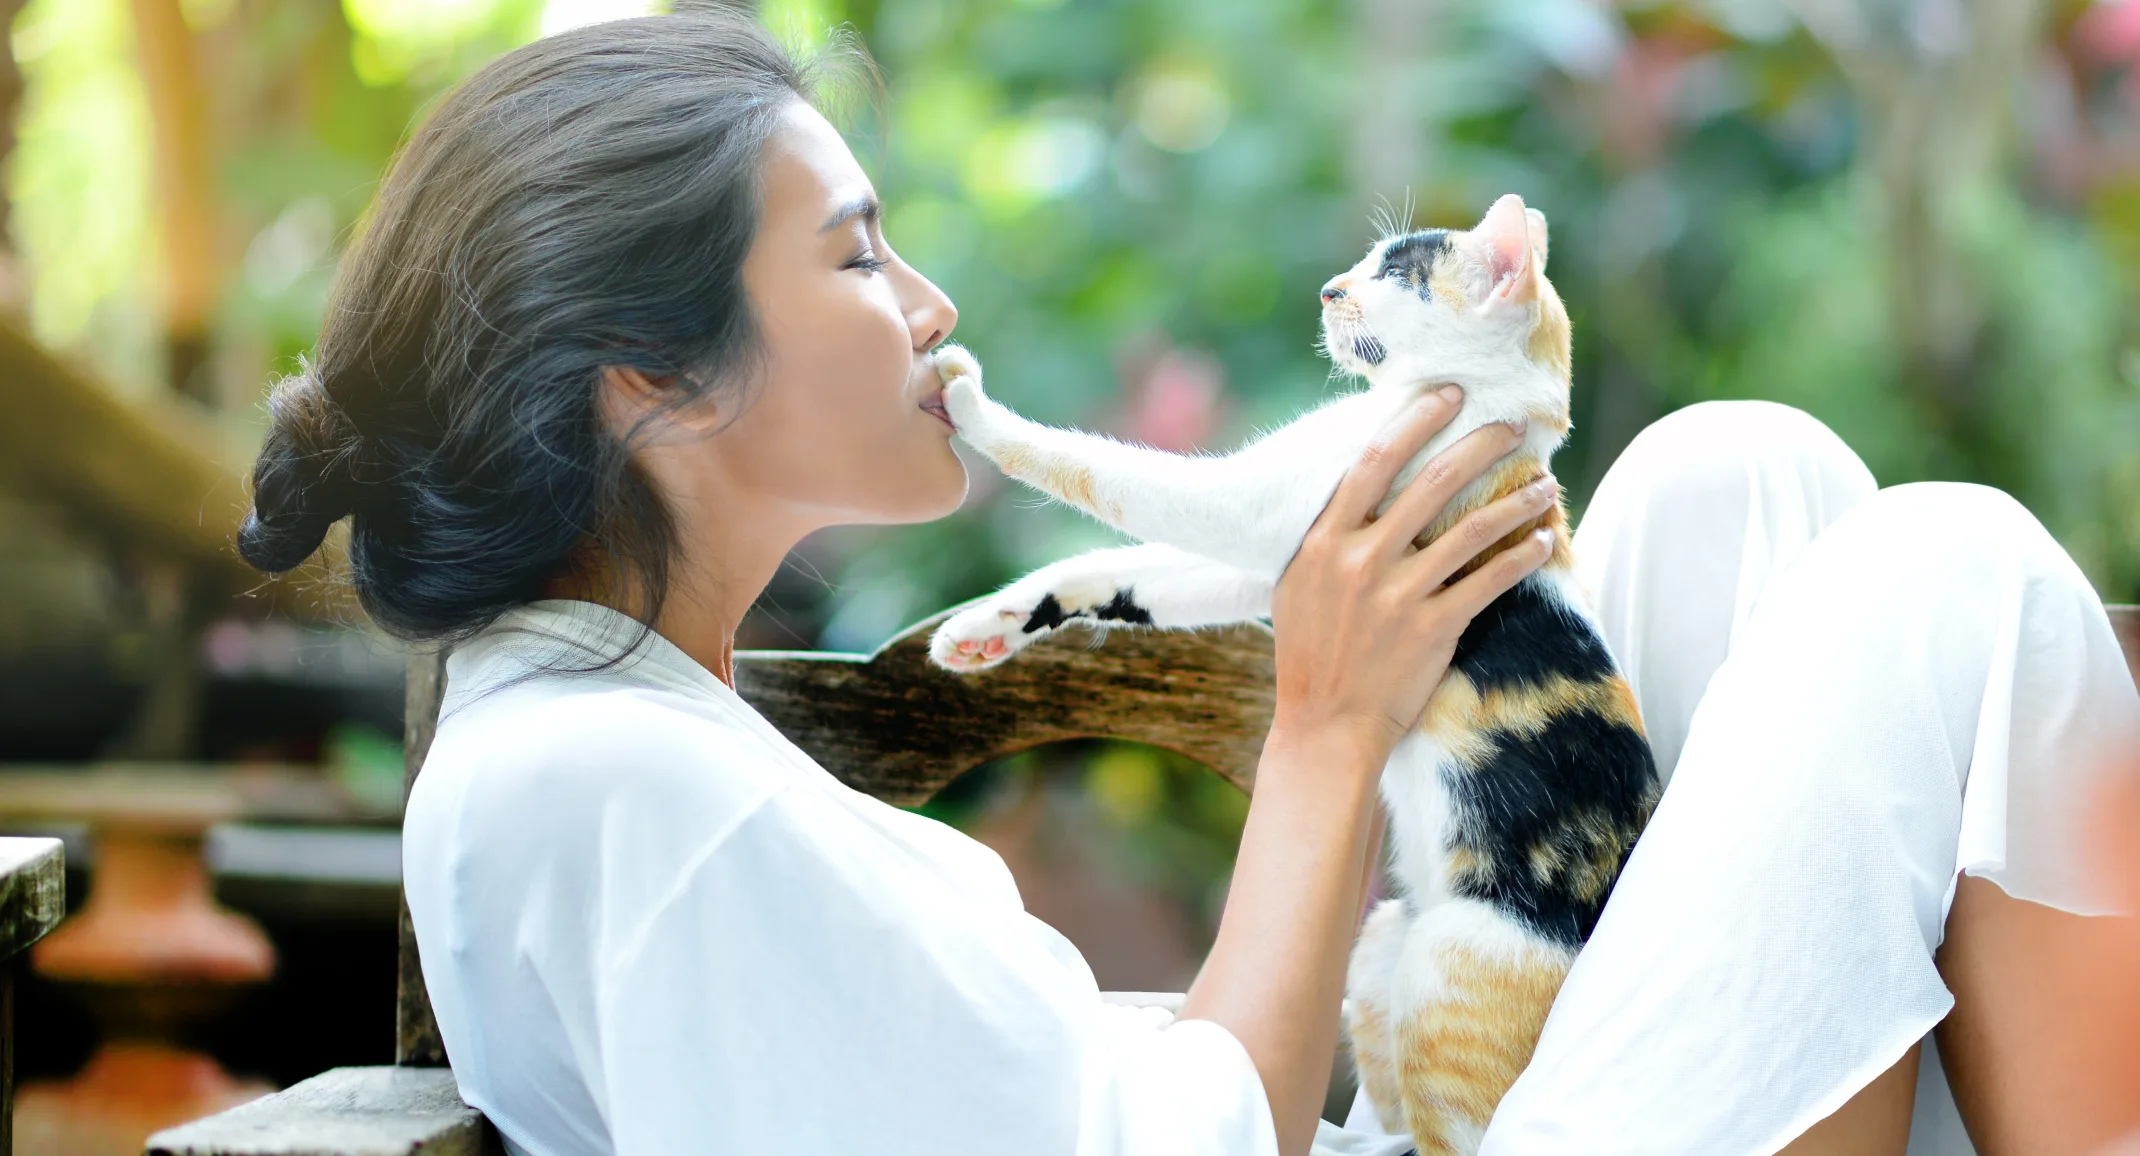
[1268,385,1555,764]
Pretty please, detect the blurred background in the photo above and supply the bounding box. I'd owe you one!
[0,0,2134,1150]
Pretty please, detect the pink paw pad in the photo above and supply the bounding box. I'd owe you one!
[952,636,1011,661]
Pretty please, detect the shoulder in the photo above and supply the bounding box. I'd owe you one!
[415,678,789,844]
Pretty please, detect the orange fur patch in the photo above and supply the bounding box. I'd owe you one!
[1419,458,1575,583]
[1418,667,1647,767]
[1429,267,1468,312]
[993,444,1117,522]
[994,443,1038,480]
[1347,1000,1407,1135]
[1528,281,1573,384]
[1396,945,1571,1154]
[1046,462,1103,515]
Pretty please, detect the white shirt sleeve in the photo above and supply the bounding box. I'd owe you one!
[589,785,1278,1156]
[411,620,1285,1156]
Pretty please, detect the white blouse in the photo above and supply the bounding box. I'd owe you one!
[404,599,1393,1156]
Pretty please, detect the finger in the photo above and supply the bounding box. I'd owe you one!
[1373,420,1529,557]
[1433,526,1555,621]
[1402,474,1558,589]
[1320,385,1465,531]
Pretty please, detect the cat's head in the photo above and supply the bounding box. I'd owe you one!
[1319,194,1572,427]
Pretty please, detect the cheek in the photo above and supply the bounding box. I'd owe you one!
[784,297,910,409]
[1358,286,1421,335]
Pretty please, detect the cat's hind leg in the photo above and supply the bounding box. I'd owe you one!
[1390,899,1574,1156]
[1346,897,1413,1135]
[929,543,1271,672]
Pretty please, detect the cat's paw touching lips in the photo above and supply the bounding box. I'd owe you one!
[929,344,990,432]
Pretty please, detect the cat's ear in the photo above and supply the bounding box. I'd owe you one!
[1475,193,1540,306]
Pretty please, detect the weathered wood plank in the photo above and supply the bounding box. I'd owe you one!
[0,766,394,829]
[735,607,1277,807]
[0,323,237,569]
[143,1066,498,1156]
[0,837,63,962]
[0,320,343,618]
[397,649,449,1068]
[1,837,61,1156]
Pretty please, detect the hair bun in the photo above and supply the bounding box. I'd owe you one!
[236,365,368,574]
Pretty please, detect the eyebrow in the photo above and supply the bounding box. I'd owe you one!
[819,196,880,233]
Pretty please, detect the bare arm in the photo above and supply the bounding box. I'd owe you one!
[1176,395,1555,1156]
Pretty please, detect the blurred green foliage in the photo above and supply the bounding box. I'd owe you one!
[15,0,2135,615]
[7,0,2138,887]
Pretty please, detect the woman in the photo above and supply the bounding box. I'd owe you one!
[234,11,2140,1156]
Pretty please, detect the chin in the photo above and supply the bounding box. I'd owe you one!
[921,464,971,520]
[879,455,970,525]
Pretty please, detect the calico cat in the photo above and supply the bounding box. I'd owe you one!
[925,194,1658,1154]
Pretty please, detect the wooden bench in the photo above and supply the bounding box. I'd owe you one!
[143,605,2140,1156]
[1,836,67,1156]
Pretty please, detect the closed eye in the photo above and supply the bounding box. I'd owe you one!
[844,249,890,274]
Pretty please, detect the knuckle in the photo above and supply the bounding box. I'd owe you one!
[1358,441,1390,467]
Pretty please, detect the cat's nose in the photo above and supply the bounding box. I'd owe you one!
[1320,280,1346,303]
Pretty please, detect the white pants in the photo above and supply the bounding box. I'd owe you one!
[1336,401,2140,1156]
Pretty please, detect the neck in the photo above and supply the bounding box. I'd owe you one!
[647,538,792,688]
[545,507,813,690]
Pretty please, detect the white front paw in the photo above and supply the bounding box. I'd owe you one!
[934,342,983,389]
[929,596,1050,673]
[932,344,992,436]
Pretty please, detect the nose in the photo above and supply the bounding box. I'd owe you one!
[1321,280,1346,303]
[900,264,958,352]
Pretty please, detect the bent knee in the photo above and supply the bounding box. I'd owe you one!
[1600,400,1875,513]
[1798,482,2093,609]
[1850,483,2058,567]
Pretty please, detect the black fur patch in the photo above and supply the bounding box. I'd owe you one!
[1440,575,1660,949]
[1095,590,1153,625]
[1377,229,1451,299]
[1022,589,1153,634]
[1353,334,1387,365]
[1445,706,1656,948]
[1450,578,1618,693]
[1022,594,1067,634]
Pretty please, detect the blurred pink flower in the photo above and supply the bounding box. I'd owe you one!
[1113,340,1227,454]
[2076,0,2140,67]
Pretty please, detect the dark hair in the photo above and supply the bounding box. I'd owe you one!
[237,8,831,643]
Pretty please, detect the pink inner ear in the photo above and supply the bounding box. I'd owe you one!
[1477,194,1532,291]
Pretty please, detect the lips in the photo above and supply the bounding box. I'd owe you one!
[920,392,954,429]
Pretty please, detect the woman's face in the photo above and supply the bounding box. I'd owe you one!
[703,99,966,529]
